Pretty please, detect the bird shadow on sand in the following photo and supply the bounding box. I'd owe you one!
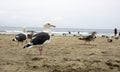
[31,57,44,61]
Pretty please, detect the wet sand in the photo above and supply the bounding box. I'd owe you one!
[0,34,120,72]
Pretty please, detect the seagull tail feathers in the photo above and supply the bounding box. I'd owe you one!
[23,44,33,49]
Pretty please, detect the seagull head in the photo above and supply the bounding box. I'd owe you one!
[91,31,97,35]
[44,23,56,29]
[43,23,56,34]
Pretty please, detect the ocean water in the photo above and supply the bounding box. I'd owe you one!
[0,26,120,36]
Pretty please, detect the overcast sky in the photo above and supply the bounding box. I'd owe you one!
[0,0,120,29]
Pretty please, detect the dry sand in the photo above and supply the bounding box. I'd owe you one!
[0,34,120,72]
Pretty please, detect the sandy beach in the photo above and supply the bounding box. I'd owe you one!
[0,34,120,72]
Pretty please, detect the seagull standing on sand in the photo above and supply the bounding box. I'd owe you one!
[78,32,97,44]
[107,36,113,42]
[23,23,56,55]
[12,26,27,45]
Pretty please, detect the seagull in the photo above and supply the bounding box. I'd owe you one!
[12,26,27,45]
[23,23,56,55]
[78,32,97,44]
[107,36,113,42]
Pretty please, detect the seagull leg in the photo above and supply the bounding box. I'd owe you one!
[39,47,43,55]
[22,42,23,46]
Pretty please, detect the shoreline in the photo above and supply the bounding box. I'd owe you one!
[0,27,118,36]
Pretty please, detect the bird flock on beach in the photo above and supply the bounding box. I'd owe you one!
[12,23,120,56]
[12,23,55,55]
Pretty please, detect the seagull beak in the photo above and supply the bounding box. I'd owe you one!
[51,25,56,27]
